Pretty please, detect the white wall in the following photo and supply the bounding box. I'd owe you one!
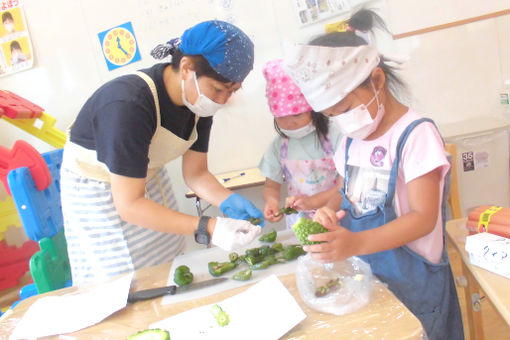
[1,0,510,236]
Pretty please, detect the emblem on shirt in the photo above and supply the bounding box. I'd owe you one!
[370,146,387,167]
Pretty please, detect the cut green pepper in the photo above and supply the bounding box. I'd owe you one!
[250,260,272,270]
[275,207,298,217]
[315,278,342,297]
[232,268,252,281]
[282,244,306,260]
[247,217,262,225]
[208,261,237,277]
[211,304,230,327]
[271,242,284,253]
[229,252,239,263]
[259,229,277,243]
[173,265,193,287]
[126,329,170,340]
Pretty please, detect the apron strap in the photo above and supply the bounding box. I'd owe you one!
[132,71,161,127]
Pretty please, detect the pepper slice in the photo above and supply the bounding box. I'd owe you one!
[211,304,230,327]
[282,244,306,260]
[247,217,262,225]
[232,268,252,281]
[173,265,193,286]
[259,229,277,243]
[208,261,237,277]
[275,207,298,217]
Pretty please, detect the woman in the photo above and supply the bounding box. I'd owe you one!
[61,20,263,285]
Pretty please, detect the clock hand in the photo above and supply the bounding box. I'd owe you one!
[116,37,129,56]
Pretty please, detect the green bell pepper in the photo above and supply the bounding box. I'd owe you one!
[282,244,306,260]
[259,229,277,243]
[232,268,252,281]
[174,265,193,287]
[208,261,237,277]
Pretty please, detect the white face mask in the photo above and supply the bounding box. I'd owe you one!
[280,121,316,139]
[4,23,14,33]
[181,72,224,117]
[329,82,384,140]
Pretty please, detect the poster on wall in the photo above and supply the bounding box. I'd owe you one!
[98,21,141,71]
[292,0,372,27]
[0,0,34,77]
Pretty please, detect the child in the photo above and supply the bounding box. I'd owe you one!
[2,11,15,34]
[283,9,463,340]
[9,40,27,65]
[259,59,342,228]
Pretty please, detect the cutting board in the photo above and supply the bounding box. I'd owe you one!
[162,229,300,305]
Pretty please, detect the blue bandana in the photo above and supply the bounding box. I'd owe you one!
[179,20,254,83]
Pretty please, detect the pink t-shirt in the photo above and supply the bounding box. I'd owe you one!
[333,109,450,263]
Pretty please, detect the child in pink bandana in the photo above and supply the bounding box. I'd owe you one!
[258,59,342,228]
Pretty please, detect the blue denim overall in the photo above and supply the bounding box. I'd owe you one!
[340,118,463,340]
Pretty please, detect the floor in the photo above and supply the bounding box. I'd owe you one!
[447,240,510,340]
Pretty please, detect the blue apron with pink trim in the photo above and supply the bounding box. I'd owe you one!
[340,118,463,340]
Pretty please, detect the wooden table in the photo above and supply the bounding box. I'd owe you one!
[446,218,510,340]
[185,167,266,216]
[0,261,425,339]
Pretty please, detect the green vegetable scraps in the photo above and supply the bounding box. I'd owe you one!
[247,217,262,225]
[315,278,342,297]
[173,265,193,287]
[292,217,329,245]
[232,268,252,281]
[211,304,230,327]
[125,328,170,340]
[258,228,277,242]
[275,207,298,217]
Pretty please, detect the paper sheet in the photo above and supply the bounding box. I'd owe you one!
[9,272,133,340]
[162,229,300,305]
[151,275,306,340]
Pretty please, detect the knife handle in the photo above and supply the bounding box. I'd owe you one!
[127,285,177,303]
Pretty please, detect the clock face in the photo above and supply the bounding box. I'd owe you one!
[102,27,137,66]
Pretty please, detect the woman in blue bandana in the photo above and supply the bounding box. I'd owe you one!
[61,20,264,285]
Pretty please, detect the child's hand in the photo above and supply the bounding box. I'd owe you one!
[286,195,315,211]
[313,207,340,229]
[304,223,361,263]
[263,202,284,222]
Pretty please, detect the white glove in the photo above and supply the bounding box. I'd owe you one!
[211,217,262,251]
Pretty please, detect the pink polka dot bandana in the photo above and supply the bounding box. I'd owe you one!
[283,44,380,112]
[262,59,312,117]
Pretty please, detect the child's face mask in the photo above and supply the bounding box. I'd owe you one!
[329,81,384,140]
[280,121,316,139]
[181,72,224,117]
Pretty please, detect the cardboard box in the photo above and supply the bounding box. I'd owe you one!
[465,232,510,279]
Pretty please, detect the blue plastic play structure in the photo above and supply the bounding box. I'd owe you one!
[7,148,72,302]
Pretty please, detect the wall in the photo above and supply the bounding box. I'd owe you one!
[1,0,510,235]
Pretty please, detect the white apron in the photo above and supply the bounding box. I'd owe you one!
[61,71,198,285]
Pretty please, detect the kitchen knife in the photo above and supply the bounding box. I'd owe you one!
[127,277,228,303]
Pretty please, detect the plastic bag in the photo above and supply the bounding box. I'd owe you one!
[295,253,374,315]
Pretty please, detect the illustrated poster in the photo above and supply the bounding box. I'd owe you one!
[0,0,34,77]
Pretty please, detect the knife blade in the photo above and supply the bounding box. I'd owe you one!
[127,277,228,303]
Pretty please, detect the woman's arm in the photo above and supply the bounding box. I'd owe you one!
[181,149,232,207]
[110,173,210,235]
[307,168,442,262]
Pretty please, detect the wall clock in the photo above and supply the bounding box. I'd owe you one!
[98,22,141,71]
